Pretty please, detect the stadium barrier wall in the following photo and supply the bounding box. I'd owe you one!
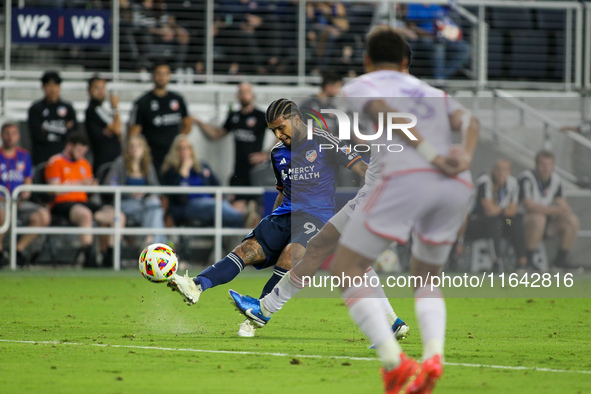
[0,0,586,91]
[8,184,591,271]
[9,184,266,271]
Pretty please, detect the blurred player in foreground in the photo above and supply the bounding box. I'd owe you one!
[334,27,479,393]
[166,99,368,336]
[228,44,416,342]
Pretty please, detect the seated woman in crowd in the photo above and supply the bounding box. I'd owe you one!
[161,135,244,228]
[104,135,166,245]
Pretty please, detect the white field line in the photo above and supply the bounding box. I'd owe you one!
[1,339,590,375]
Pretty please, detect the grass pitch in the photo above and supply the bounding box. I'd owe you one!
[1,269,590,393]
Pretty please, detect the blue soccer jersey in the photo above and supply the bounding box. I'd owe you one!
[0,147,33,194]
[271,129,362,223]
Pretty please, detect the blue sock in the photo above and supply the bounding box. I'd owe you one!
[260,266,288,298]
[196,252,244,291]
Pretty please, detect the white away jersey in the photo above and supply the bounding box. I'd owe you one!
[342,70,468,180]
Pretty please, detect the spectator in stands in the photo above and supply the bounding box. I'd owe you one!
[128,61,192,175]
[465,159,527,270]
[216,0,272,75]
[306,2,350,73]
[104,135,166,245]
[28,71,78,166]
[161,135,244,228]
[403,3,471,80]
[85,76,122,176]
[519,150,580,269]
[131,0,190,71]
[0,122,52,266]
[45,132,125,267]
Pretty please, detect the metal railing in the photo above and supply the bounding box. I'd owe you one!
[0,185,11,234]
[490,89,591,184]
[0,0,586,90]
[9,184,266,271]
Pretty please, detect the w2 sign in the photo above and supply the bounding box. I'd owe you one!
[12,8,111,45]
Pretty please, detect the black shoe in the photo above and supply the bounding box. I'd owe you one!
[80,246,97,268]
[0,251,7,267]
[553,258,583,271]
[16,251,30,266]
[101,247,114,268]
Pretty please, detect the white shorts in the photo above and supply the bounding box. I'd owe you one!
[329,187,371,234]
[340,170,474,265]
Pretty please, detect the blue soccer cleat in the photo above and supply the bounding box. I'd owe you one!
[370,318,410,349]
[228,289,271,328]
[392,318,410,340]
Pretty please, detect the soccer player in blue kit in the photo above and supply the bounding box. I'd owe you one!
[167,98,368,335]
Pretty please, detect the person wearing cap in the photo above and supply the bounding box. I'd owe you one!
[27,70,78,166]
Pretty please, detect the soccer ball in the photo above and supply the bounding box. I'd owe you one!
[138,243,178,283]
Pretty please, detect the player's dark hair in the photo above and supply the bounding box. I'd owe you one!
[535,150,555,164]
[66,131,89,147]
[403,40,412,68]
[365,26,408,66]
[1,122,18,134]
[265,98,303,125]
[152,60,171,74]
[87,74,106,89]
[321,71,342,89]
[41,70,62,85]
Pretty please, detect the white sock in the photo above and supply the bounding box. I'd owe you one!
[415,286,446,361]
[344,285,402,370]
[365,267,398,325]
[260,270,304,315]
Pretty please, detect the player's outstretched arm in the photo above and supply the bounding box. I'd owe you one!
[193,117,227,140]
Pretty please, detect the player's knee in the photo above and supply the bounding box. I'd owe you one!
[28,211,43,226]
[41,208,51,226]
[525,213,546,230]
[568,214,580,231]
[72,207,93,226]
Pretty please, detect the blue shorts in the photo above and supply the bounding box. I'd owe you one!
[243,212,325,269]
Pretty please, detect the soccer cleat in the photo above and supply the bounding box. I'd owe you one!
[167,270,202,306]
[381,353,420,394]
[370,318,410,348]
[407,354,443,394]
[393,318,410,340]
[237,319,256,337]
[228,289,270,328]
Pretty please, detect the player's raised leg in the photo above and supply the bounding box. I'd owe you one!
[168,237,267,305]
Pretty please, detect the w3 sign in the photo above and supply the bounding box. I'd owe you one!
[12,8,111,45]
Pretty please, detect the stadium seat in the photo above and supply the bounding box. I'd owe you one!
[487,29,504,79]
[548,31,566,81]
[488,8,534,30]
[536,9,566,31]
[507,30,549,79]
